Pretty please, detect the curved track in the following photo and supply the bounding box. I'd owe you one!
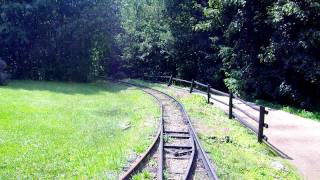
[119,81,219,180]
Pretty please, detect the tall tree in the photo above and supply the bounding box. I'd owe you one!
[118,0,174,77]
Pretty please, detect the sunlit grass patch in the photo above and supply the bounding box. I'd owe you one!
[0,80,159,178]
[132,170,152,180]
[180,95,299,179]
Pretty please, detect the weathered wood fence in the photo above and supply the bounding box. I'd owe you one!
[144,75,269,143]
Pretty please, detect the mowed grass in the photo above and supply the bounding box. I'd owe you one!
[129,79,300,179]
[0,81,159,179]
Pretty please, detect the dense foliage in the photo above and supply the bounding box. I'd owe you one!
[0,0,121,82]
[0,0,319,108]
[194,0,320,108]
[117,0,174,77]
[0,58,9,85]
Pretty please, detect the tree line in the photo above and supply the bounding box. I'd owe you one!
[0,0,319,109]
[0,0,121,82]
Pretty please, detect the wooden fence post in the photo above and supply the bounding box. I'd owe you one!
[207,84,211,104]
[167,75,173,86]
[190,79,194,93]
[229,92,233,119]
[258,106,266,143]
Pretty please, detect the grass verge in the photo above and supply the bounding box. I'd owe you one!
[0,80,159,179]
[129,79,300,179]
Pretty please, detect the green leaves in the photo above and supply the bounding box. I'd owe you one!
[258,41,278,64]
[269,0,306,23]
[193,0,320,108]
[0,0,122,82]
[117,0,174,76]
[0,0,319,109]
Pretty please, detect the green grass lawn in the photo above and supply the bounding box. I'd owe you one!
[0,81,159,179]
[129,79,300,179]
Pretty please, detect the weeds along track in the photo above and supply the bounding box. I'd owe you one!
[119,81,218,180]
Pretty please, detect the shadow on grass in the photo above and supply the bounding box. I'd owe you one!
[1,80,130,95]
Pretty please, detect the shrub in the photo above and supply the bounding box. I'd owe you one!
[0,58,9,85]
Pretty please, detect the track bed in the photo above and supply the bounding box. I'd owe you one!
[120,82,218,180]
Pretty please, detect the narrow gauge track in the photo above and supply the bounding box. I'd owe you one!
[119,81,218,180]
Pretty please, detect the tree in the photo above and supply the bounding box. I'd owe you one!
[117,0,174,77]
[0,0,122,82]
[0,0,319,109]
[195,0,320,109]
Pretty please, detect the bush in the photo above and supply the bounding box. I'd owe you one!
[0,73,9,85]
[0,58,9,85]
[0,58,6,71]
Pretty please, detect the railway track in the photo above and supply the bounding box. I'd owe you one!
[119,81,219,180]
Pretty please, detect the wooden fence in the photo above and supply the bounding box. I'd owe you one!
[144,75,269,143]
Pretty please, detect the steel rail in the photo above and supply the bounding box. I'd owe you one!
[144,77,289,159]
[119,83,164,180]
[168,83,266,131]
[184,138,196,180]
[174,96,219,180]
[120,81,196,180]
[158,105,164,180]
[149,87,217,180]
[120,81,219,180]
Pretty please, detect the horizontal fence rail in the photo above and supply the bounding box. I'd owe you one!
[234,95,269,114]
[210,94,229,107]
[233,104,260,123]
[172,78,192,84]
[232,112,259,134]
[210,88,229,97]
[144,75,269,143]
[194,81,208,88]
